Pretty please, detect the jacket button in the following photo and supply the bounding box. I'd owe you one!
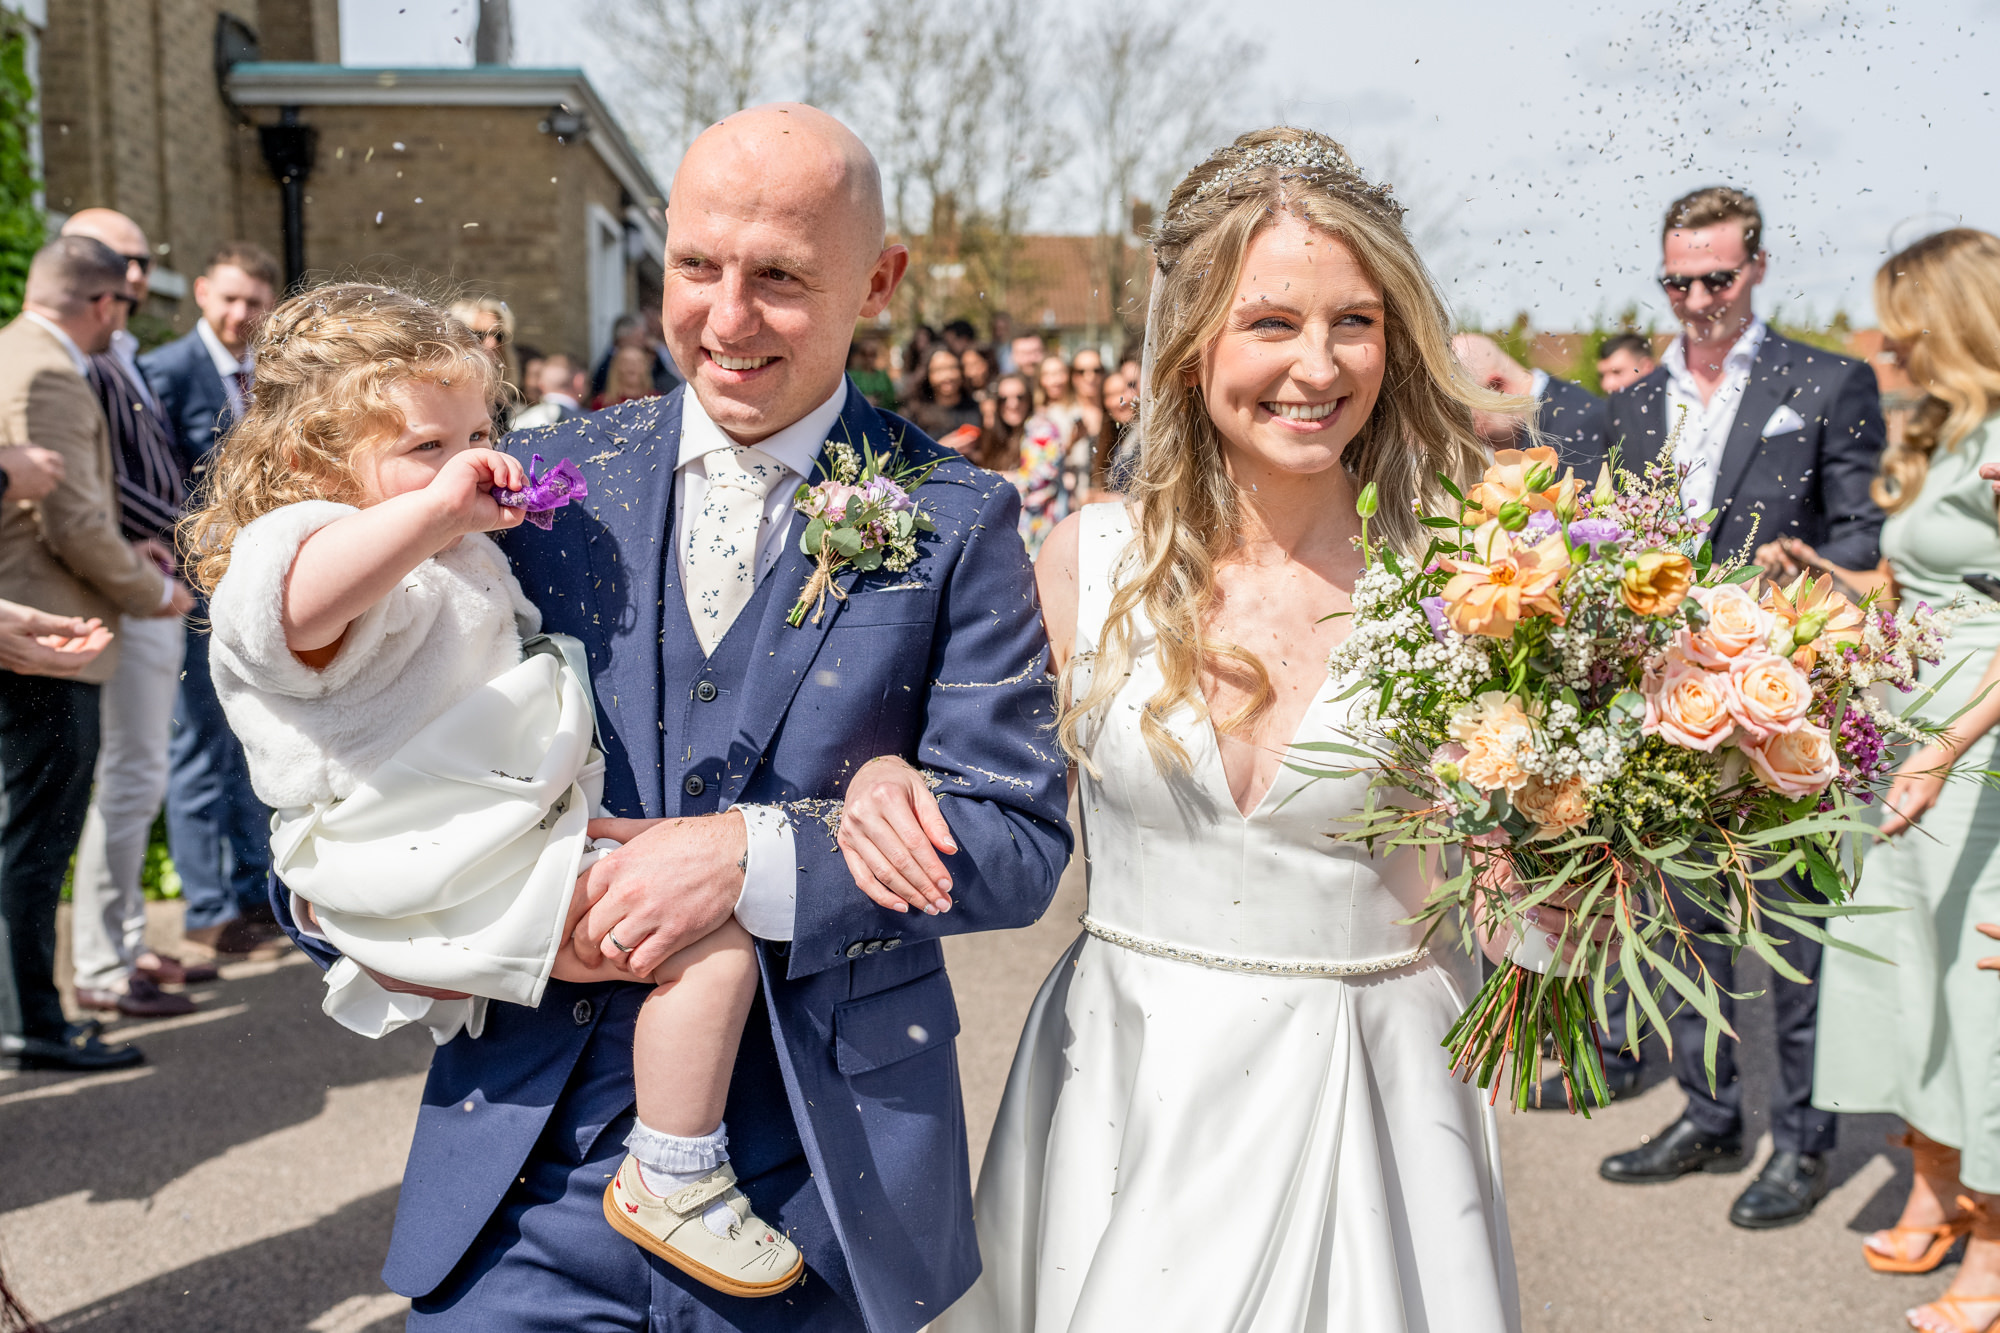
[882,938,901,951]
[573,999,593,1025]
[684,774,705,797]
[696,681,718,702]
[845,942,865,959]
[864,940,882,954]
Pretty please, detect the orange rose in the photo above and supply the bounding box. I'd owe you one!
[1743,721,1837,798]
[1438,524,1569,639]
[1462,446,1583,525]
[1761,572,1864,671]
[1516,774,1591,839]
[1641,648,1738,752]
[1448,692,1537,793]
[1619,549,1693,617]
[1680,584,1776,668]
[1730,653,1813,742]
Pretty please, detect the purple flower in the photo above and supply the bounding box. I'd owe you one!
[1567,517,1627,551]
[1524,509,1560,537]
[1420,595,1451,641]
[495,455,589,530]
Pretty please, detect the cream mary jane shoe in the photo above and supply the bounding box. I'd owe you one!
[602,1154,804,1297]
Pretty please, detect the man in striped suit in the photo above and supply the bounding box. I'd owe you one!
[56,211,208,1019]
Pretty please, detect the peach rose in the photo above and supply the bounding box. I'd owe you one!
[1437,524,1569,639]
[1515,774,1591,839]
[1642,648,1738,752]
[1730,653,1813,742]
[1761,572,1864,671]
[1743,721,1837,798]
[1618,549,1693,617]
[1461,446,1584,525]
[1448,692,1537,793]
[1679,583,1775,667]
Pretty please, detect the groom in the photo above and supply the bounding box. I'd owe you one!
[274,104,1070,1329]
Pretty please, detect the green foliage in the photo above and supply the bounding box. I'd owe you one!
[60,814,184,904]
[0,10,42,322]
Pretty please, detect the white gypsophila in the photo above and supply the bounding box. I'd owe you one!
[1850,689,1928,741]
[1544,625,1600,687]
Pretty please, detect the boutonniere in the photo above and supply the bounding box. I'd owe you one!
[787,437,940,627]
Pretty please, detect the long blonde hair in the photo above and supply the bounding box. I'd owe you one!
[1872,228,2000,514]
[182,282,503,593]
[1057,126,1498,775]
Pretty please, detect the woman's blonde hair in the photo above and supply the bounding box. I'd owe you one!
[1057,126,1501,775]
[1872,228,2000,514]
[181,282,504,593]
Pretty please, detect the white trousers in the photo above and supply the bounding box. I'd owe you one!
[71,614,186,992]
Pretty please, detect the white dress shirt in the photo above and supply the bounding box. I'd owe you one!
[1661,319,1767,518]
[675,381,848,942]
[108,328,157,409]
[196,318,255,416]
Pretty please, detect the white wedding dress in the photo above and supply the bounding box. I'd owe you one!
[936,504,1518,1333]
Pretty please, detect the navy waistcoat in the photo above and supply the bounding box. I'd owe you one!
[660,541,785,817]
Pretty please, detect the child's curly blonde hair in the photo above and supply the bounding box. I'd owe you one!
[181,282,504,594]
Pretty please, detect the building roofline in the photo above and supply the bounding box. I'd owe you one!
[223,63,665,216]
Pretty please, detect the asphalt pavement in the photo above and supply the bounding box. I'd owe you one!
[0,867,1952,1332]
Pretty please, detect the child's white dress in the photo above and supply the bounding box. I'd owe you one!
[208,500,603,1042]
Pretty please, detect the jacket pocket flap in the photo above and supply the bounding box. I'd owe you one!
[833,966,960,1076]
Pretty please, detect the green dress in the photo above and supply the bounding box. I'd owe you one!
[1815,415,2000,1190]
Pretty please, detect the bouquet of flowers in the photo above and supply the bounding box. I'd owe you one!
[787,437,940,627]
[1304,439,1978,1112]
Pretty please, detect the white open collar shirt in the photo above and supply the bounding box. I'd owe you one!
[675,380,848,942]
[1661,318,1767,518]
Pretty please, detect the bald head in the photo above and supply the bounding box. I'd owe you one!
[680,103,886,259]
[1451,333,1535,396]
[663,103,907,444]
[60,208,152,302]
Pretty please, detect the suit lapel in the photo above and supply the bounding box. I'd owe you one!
[1709,333,1797,526]
[719,385,889,806]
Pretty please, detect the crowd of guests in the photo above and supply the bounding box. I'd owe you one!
[9,177,2000,1331]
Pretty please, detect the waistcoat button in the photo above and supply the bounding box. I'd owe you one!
[573,999,593,1026]
[696,680,718,702]
[845,942,866,959]
[864,940,883,954]
[684,774,706,797]
[882,938,902,951]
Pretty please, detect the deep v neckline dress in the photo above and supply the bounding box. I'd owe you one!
[934,503,1519,1332]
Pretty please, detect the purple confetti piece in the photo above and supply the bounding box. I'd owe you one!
[495,454,588,530]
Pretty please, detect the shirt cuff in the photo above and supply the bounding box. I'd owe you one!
[156,575,177,613]
[732,804,797,941]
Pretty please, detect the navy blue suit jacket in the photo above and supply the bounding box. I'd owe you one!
[278,382,1070,1330]
[1570,331,1887,570]
[140,326,235,465]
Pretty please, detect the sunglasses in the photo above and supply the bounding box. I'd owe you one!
[1659,267,1743,296]
[119,253,154,275]
[998,392,1030,404]
[1074,364,1104,376]
[93,290,140,311]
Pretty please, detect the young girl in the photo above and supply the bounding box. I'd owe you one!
[183,283,803,1298]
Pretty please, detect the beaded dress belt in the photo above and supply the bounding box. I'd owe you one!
[1079,915,1429,978]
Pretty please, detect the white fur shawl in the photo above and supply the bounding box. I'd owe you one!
[207,500,540,810]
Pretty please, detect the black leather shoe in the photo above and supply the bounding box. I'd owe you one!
[1728,1151,1829,1229]
[1529,1061,1642,1110]
[1599,1116,1744,1183]
[4,1022,145,1071]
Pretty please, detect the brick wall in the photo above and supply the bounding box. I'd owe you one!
[241,102,628,365]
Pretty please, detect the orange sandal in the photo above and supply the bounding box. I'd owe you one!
[1907,1196,2000,1333]
[1873,1134,1974,1275]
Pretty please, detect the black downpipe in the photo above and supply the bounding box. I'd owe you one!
[258,107,317,291]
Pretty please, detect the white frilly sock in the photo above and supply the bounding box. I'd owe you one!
[625,1119,737,1237]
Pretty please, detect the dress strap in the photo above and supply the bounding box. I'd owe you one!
[1073,502,1135,655]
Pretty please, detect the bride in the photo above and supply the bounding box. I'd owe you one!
[846,127,1557,1330]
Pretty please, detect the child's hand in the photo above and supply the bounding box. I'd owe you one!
[430,448,528,535]
[839,756,956,916]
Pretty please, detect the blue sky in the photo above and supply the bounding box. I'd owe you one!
[340,0,1993,331]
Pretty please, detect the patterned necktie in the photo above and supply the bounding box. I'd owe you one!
[685,445,788,655]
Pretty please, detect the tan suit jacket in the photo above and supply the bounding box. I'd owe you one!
[0,316,168,681]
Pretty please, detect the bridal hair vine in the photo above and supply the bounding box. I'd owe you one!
[1166,135,1406,242]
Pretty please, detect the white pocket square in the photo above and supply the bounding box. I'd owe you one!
[1763,404,1806,436]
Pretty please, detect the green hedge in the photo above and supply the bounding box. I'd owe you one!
[0,9,41,322]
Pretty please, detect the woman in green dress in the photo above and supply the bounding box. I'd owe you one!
[1778,228,2000,1333]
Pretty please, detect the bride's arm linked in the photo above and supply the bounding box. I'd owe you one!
[837,512,1085,907]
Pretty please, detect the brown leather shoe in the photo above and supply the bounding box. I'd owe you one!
[75,974,197,1018]
[135,952,220,986]
[184,918,290,959]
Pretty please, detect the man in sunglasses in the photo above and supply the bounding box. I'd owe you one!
[1579,185,1887,1233]
[0,236,186,1073]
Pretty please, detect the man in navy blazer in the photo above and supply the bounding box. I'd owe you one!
[141,243,287,957]
[275,105,1069,1331]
